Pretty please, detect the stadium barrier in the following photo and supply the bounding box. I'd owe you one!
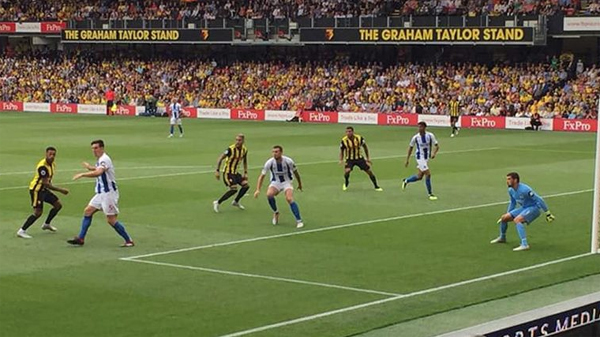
[0,22,65,34]
[1,102,597,132]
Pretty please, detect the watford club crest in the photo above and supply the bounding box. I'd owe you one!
[201,29,209,41]
[325,29,334,41]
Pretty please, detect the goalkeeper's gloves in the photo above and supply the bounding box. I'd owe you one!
[545,211,555,223]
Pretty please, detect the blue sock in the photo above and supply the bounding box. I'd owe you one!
[516,223,528,246]
[78,215,92,240]
[406,175,418,183]
[425,176,432,194]
[170,125,174,134]
[500,221,508,239]
[178,125,184,134]
[113,221,132,242]
[290,202,302,221]
[267,197,278,213]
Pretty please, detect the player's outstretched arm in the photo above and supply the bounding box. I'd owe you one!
[294,170,303,191]
[254,174,265,198]
[73,166,106,180]
[82,162,95,171]
[42,177,69,195]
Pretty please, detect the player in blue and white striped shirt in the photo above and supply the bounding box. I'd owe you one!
[402,122,440,200]
[68,139,133,247]
[168,98,184,138]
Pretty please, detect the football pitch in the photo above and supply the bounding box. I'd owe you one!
[1,112,599,337]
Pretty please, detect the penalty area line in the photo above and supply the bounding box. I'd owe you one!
[119,258,402,297]
[214,252,593,337]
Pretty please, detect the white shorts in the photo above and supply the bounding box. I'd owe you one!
[268,181,294,193]
[89,191,120,215]
[170,117,182,125]
[416,159,429,172]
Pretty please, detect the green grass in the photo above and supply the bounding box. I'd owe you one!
[0,112,599,337]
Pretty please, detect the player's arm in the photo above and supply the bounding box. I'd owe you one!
[530,190,555,222]
[507,192,517,212]
[73,165,106,180]
[362,141,372,165]
[39,169,69,195]
[243,153,248,179]
[431,134,440,159]
[253,173,266,198]
[339,142,346,165]
[405,146,413,167]
[82,162,95,171]
[215,153,226,180]
[253,162,269,198]
[293,165,302,191]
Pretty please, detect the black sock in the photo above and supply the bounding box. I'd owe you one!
[344,173,350,187]
[218,190,237,204]
[369,174,379,188]
[45,207,60,224]
[21,214,39,231]
[235,185,249,202]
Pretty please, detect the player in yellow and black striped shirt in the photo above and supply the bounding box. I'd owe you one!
[449,97,460,137]
[17,146,69,239]
[213,134,250,212]
[339,126,382,191]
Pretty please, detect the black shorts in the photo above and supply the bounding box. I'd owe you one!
[450,116,459,123]
[345,158,370,171]
[30,189,58,209]
[223,173,245,187]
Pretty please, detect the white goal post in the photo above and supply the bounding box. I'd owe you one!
[593,98,600,254]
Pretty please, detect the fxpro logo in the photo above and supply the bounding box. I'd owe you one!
[55,104,74,113]
[237,110,259,120]
[1,102,20,111]
[563,120,592,131]
[308,112,331,122]
[471,117,496,128]
[387,114,410,125]
[0,23,14,32]
[114,106,132,115]
[43,23,63,32]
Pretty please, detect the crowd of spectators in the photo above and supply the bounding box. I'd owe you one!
[0,49,597,119]
[0,0,598,22]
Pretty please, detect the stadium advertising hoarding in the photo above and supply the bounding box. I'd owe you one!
[300,27,535,44]
[0,22,65,34]
[563,17,600,31]
[61,29,233,43]
[1,103,597,132]
[485,300,600,337]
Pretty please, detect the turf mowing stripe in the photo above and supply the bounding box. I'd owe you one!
[123,188,593,260]
[121,258,402,297]
[213,253,593,337]
[0,147,499,191]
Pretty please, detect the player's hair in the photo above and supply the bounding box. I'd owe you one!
[273,145,283,152]
[346,126,354,131]
[45,146,56,153]
[507,172,520,182]
[418,122,427,128]
[237,134,245,140]
[91,140,105,148]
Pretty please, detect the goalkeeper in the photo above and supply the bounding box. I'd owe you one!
[490,172,555,251]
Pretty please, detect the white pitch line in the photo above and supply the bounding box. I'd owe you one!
[0,165,211,176]
[123,188,593,260]
[0,147,499,192]
[215,252,593,337]
[120,258,401,297]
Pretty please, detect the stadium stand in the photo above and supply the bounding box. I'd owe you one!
[0,49,597,119]
[0,0,598,21]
